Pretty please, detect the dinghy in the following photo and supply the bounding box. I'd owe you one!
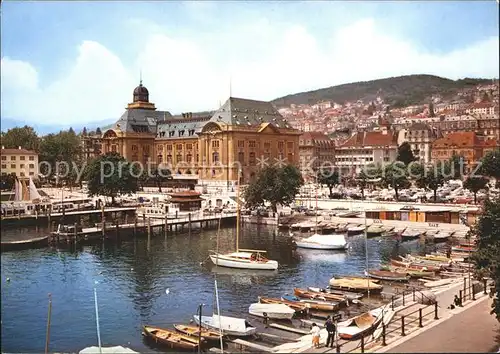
[142,325,200,350]
[390,259,441,272]
[433,231,452,242]
[248,303,295,320]
[366,225,384,238]
[294,233,348,250]
[173,324,221,343]
[281,295,339,312]
[258,296,308,313]
[366,270,410,282]
[294,288,346,303]
[401,229,421,240]
[336,211,361,218]
[193,314,257,337]
[347,225,365,235]
[329,277,383,293]
[308,287,364,301]
[210,250,278,270]
[337,308,384,340]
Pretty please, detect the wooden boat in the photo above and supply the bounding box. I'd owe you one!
[329,277,383,293]
[347,225,365,235]
[401,229,421,240]
[142,325,200,350]
[432,231,452,242]
[294,288,346,303]
[1,235,49,252]
[367,270,409,282]
[337,308,383,340]
[390,259,441,273]
[193,314,257,337]
[258,296,308,313]
[173,324,221,342]
[282,295,340,312]
[248,303,295,320]
[451,245,476,253]
[383,266,436,279]
[307,287,364,301]
[366,225,384,238]
[336,211,361,218]
[79,346,138,353]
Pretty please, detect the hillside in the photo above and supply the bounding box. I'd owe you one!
[271,75,493,108]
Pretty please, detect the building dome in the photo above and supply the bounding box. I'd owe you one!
[133,81,149,102]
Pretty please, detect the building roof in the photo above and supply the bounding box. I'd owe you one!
[157,113,212,140]
[432,132,481,148]
[469,103,494,109]
[339,131,397,148]
[1,148,38,155]
[113,108,172,134]
[206,97,291,129]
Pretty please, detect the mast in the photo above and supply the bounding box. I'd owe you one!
[236,169,241,252]
[214,278,224,353]
[315,172,318,230]
[364,210,370,299]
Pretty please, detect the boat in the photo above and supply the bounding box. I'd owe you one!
[173,324,222,342]
[136,202,174,219]
[294,233,348,250]
[451,245,476,253]
[389,259,441,273]
[210,250,278,270]
[308,287,364,301]
[432,231,452,242]
[294,288,346,303]
[79,346,138,353]
[281,295,340,312]
[346,225,365,235]
[248,303,295,320]
[366,270,410,282]
[142,325,200,350]
[210,175,279,270]
[329,277,383,293]
[336,211,361,218]
[258,296,308,313]
[366,225,384,238]
[401,229,421,240]
[299,222,317,232]
[193,314,257,337]
[1,235,49,252]
[337,308,384,340]
[388,267,436,279]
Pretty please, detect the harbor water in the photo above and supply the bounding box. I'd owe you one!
[1,224,443,352]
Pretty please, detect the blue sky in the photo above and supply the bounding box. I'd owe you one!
[1,1,499,127]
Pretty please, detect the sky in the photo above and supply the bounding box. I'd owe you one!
[1,1,499,127]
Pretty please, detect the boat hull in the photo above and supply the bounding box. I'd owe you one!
[142,325,199,350]
[173,324,220,342]
[248,308,294,320]
[295,241,348,250]
[209,254,278,270]
[193,315,257,337]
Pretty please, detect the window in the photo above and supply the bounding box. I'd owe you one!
[167,155,172,163]
[167,144,172,151]
[144,146,150,154]
[212,140,220,148]
[1,156,6,160]
[176,154,182,163]
[20,172,25,177]
[29,172,34,176]
[249,140,256,148]
[11,156,15,161]
[287,142,294,149]
[264,142,271,150]
[132,145,138,151]
[177,144,183,150]
[11,164,15,169]
[157,155,163,164]
[186,154,192,163]
[20,156,25,161]
[1,164,6,169]
[278,141,284,150]
[288,153,293,162]
[186,143,193,150]
[20,164,25,168]
[212,152,220,163]
[249,152,256,165]
[237,140,245,148]
[238,152,245,165]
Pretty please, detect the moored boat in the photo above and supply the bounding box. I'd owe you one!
[451,245,476,253]
[293,287,346,303]
[193,314,257,337]
[281,295,340,312]
[258,296,308,313]
[142,325,200,350]
[347,225,365,236]
[432,231,452,242]
[336,211,361,218]
[173,324,221,342]
[79,346,138,353]
[401,229,421,240]
[366,225,384,238]
[329,277,383,293]
[308,287,364,301]
[390,259,442,273]
[367,270,409,282]
[337,308,384,340]
[210,250,278,270]
[294,233,348,250]
[388,267,436,279]
[248,303,295,320]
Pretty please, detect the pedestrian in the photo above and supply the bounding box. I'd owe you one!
[310,323,321,348]
[325,316,336,348]
[263,312,269,328]
[454,294,462,307]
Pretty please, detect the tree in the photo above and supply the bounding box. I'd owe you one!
[317,168,340,196]
[380,161,411,201]
[39,129,82,181]
[357,164,381,199]
[480,149,500,186]
[428,101,435,117]
[446,154,467,180]
[243,164,303,213]
[471,196,500,321]
[397,142,416,166]
[463,175,489,204]
[1,125,40,151]
[95,127,102,136]
[84,152,139,204]
[0,173,16,191]
[415,163,446,202]
[152,167,172,192]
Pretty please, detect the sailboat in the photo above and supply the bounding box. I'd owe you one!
[2,177,51,217]
[209,171,279,270]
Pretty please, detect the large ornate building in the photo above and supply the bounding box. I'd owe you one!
[101,82,301,187]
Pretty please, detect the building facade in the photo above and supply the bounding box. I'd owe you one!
[298,131,335,180]
[398,122,439,164]
[0,146,39,179]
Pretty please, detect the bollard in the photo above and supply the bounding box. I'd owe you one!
[419,308,423,327]
[336,344,341,353]
[463,277,467,300]
[382,323,387,346]
[401,316,406,336]
[459,290,463,304]
[434,302,439,320]
[412,288,415,302]
[360,335,365,353]
[391,295,395,310]
[403,293,405,306]
[483,278,487,294]
[115,222,119,237]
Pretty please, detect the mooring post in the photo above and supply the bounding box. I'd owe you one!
[74,223,78,244]
[147,217,151,250]
[382,323,387,346]
[401,316,406,336]
[101,206,105,237]
[188,213,192,234]
[115,221,119,238]
[483,278,487,294]
[464,277,467,300]
[434,302,439,320]
[164,214,168,240]
[360,335,365,353]
[418,308,423,327]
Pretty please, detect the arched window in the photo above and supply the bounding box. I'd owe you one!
[212,152,219,163]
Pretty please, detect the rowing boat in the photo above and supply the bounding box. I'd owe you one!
[367,270,409,282]
[281,295,340,312]
[329,277,383,293]
[307,287,364,301]
[337,309,383,340]
[173,324,221,342]
[142,325,200,350]
[248,303,295,320]
[258,296,308,312]
[294,288,346,303]
[390,259,441,273]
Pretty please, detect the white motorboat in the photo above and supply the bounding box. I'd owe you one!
[295,233,348,250]
[248,303,295,320]
[210,250,279,270]
[193,314,257,337]
[347,225,365,235]
[337,308,384,340]
[401,229,421,240]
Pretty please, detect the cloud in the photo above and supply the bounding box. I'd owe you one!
[1,18,499,126]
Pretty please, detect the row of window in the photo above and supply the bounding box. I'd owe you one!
[1,164,36,169]
[158,143,197,151]
[157,154,199,164]
[1,155,35,161]
[158,129,196,138]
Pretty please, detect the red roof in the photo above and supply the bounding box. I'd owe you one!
[1,148,37,155]
[433,132,481,148]
[339,131,397,148]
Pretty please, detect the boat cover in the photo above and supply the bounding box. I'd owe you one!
[79,346,138,354]
[249,303,295,314]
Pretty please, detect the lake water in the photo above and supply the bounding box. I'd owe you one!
[1,224,438,352]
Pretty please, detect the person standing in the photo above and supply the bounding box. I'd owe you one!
[263,312,269,328]
[310,323,321,348]
[325,316,336,348]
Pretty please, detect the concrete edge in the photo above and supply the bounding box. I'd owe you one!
[372,293,490,353]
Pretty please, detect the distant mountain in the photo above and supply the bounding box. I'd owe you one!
[0,118,115,135]
[271,75,494,108]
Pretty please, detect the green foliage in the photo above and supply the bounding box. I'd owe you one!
[271,75,492,108]
[480,149,500,181]
[413,162,446,202]
[0,126,40,151]
[0,173,16,191]
[379,161,411,201]
[463,176,489,204]
[243,165,303,212]
[39,129,82,180]
[317,168,340,196]
[471,196,500,321]
[84,152,139,203]
[397,142,417,166]
[446,154,467,180]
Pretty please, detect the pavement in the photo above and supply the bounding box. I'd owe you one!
[379,294,500,353]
